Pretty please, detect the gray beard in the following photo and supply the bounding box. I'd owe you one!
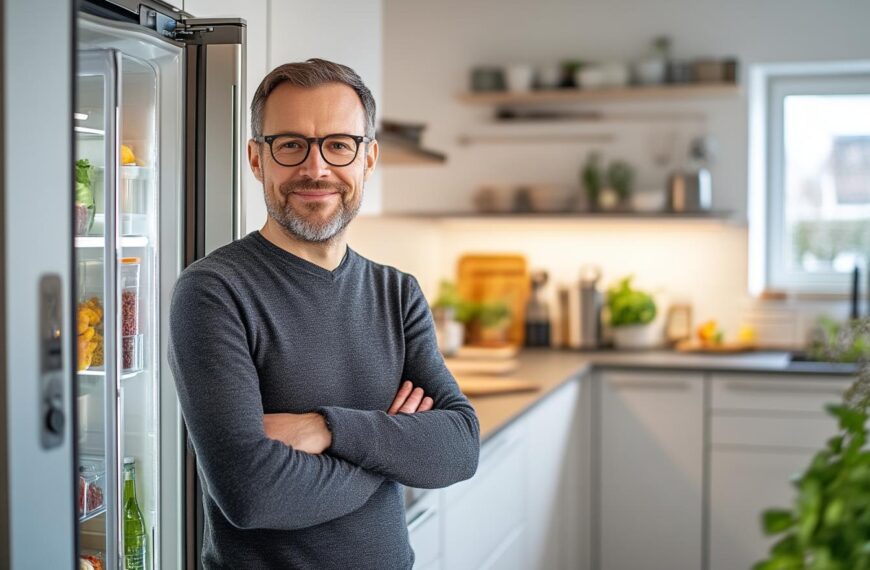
[264,179,363,244]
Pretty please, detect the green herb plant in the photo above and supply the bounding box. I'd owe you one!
[431,280,476,323]
[755,358,870,570]
[606,276,657,327]
[809,317,870,364]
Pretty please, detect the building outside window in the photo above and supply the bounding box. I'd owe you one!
[749,62,870,295]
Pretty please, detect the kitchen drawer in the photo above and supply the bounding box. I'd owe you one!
[443,423,525,570]
[408,502,439,569]
[711,374,851,413]
[444,421,524,506]
[481,526,526,570]
[712,414,839,450]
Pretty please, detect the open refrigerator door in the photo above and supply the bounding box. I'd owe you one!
[75,13,184,570]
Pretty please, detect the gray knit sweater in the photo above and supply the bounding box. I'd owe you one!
[168,231,480,569]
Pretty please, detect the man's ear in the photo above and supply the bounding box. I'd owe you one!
[364,139,379,181]
[248,139,264,182]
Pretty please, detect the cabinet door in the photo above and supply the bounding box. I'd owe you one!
[710,449,813,570]
[598,371,705,570]
[407,489,440,570]
[525,378,586,570]
[443,423,526,570]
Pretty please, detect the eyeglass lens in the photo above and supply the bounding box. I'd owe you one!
[271,135,359,166]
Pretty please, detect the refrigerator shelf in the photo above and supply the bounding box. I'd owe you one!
[75,126,104,138]
[78,367,142,380]
[75,236,148,249]
[79,503,106,523]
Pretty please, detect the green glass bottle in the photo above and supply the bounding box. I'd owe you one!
[123,457,147,570]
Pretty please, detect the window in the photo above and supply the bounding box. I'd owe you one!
[749,62,870,295]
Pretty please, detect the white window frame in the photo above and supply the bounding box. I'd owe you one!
[748,61,870,296]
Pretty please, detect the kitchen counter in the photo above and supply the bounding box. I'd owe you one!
[463,348,860,444]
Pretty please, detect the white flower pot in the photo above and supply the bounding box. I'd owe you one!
[612,324,659,349]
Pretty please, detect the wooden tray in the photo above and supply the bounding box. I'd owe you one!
[675,340,757,353]
[457,253,529,346]
[456,377,540,396]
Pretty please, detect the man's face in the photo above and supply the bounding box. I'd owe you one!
[248,82,378,243]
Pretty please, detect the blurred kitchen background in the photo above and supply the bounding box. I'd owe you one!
[199,0,870,352]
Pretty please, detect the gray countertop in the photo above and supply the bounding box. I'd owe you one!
[461,348,859,444]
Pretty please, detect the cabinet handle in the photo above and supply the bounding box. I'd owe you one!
[608,379,691,391]
[407,506,437,533]
[723,382,845,396]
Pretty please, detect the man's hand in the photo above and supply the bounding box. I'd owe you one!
[263,412,332,454]
[263,380,433,454]
[387,380,434,415]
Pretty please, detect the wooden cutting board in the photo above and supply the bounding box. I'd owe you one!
[457,253,529,345]
[675,340,757,353]
[456,377,540,396]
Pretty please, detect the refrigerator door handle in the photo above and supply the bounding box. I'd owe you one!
[78,47,123,570]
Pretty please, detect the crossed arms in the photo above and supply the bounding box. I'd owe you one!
[168,270,480,531]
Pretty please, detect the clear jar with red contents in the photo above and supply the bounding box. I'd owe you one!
[120,257,142,371]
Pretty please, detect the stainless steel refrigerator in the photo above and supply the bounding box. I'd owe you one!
[2,0,245,567]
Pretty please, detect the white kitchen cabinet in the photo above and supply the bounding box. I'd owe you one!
[525,377,587,570]
[598,371,705,570]
[709,449,815,570]
[407,488,441,569]
[708,373,852,570]
[442,421,527,570]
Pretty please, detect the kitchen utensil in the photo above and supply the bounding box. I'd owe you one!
[578,265,602,349]
[666,170,712,211]
[524,270,551,347]
[457,254,530,346]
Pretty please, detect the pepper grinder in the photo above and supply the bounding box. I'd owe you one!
[524,270,551,347]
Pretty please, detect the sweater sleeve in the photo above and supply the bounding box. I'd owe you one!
[316,274,480,489]
[169,269,385,530]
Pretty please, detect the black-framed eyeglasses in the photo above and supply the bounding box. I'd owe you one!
[254,133,373,167]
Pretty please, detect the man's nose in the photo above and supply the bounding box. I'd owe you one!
[297,142,331,178]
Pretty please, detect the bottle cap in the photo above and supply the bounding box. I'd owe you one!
[123,456,135,465]
[121,257,141,264]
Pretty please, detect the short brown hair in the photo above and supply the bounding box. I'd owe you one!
[250,58,376,139]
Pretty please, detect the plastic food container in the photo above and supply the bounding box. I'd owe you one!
[79,457,105,517]
[122,334,143,371]
[120,258,140,337]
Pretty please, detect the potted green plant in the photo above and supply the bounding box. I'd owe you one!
[606,276,658,349]
[755,350,870,569]
[473,300,512,344]
[431,281,475,354]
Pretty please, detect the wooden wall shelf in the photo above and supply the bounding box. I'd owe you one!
[458,83,740,106]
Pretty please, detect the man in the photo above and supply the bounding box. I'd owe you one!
[168,58,480,569]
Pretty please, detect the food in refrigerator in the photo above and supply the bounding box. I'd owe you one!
[75,159,95,236]
[78,459,105,516]
[80,552,104,570]
[77,297,103,371]
[121,143,137,165]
